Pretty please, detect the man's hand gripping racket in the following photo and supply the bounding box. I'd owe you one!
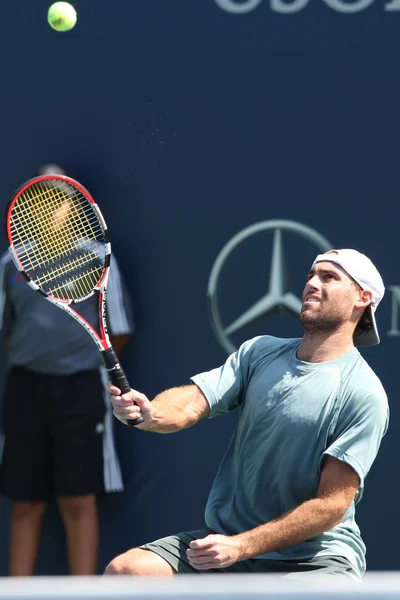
[5,175,144,427]
[108,384,153,427]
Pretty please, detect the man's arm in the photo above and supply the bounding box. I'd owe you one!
[109,334,132,357]
[0,255,14,350]
[106,255,135,354]
[109,383,210,433]
[186,456,360,569]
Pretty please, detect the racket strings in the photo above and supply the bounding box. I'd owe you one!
[33,253,102,284]
[11,184,103,262]
[9,180,107,300]
[14,183,102,244]
[11,198,102,275]
[11,192,90,260]
[48,265,104,298]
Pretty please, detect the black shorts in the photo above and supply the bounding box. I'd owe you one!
[0,366,107,501]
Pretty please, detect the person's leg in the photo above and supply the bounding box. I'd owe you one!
[104,549,176,576]
[0,367,51,576]
[104,529,214,576]
[57,494,98,575]
[9,501,47,576]
[51,370,106,575]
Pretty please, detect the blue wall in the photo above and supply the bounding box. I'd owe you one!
[0,0,398,574]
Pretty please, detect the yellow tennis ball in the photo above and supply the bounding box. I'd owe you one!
[47,2,77,32]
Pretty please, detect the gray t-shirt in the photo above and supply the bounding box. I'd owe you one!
[0,250,134,375]
[191,335,389,578]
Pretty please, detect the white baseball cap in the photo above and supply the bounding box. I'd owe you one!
[312,249,385,347]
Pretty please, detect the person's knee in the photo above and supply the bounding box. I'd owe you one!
[57,494,96,521]
[104,548,174,576]
[12,501,47,521]
[104,555,132,576]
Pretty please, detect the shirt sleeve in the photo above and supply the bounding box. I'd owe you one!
[322,377,389,497]
[105,255,134,336]
[190,336,263,418]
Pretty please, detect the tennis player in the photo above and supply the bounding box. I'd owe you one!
[105,249,389,582]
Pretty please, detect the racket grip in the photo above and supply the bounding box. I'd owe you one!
[101,348,145,427]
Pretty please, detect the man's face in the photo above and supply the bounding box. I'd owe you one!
[299,261,362,333]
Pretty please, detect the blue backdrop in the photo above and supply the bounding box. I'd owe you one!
[0,0,398,575]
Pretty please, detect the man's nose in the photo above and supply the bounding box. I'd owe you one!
[306,275,320,291]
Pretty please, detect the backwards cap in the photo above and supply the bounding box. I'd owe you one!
[312,249,384,347]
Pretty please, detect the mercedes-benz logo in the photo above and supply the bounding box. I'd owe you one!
[207,220,333,354]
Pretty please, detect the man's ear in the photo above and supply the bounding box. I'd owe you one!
[355,289,373,309]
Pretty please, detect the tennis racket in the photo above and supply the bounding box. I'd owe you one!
[5,174,144,427]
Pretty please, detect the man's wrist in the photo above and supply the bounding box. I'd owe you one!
[232,533,252,562]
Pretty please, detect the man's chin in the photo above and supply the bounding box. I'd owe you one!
[299,312,341,333]
[299,310,325,329]
[299,310,316,325]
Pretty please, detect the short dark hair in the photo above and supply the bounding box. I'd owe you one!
[349,277,373,335]
[355,304,373,335]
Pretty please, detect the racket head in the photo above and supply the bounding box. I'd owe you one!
[5,175,110,303]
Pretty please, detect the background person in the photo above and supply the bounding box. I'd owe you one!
[0,164,134,576]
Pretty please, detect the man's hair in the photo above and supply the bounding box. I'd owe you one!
[355,304,373,335]
[345,271,373,335]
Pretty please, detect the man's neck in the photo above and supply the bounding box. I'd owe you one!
[297,329,356,363]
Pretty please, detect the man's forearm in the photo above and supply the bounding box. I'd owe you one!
[145,385,208,434]
[234,496,346,560]
[109,334,132,357]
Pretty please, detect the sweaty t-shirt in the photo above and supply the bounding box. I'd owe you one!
[191,335,389,579]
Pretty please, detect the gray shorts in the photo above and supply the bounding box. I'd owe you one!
[140,528,358,581]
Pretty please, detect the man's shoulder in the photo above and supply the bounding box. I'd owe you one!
[241,335,300,358]
[340,353,388,405]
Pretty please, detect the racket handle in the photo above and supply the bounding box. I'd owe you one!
[101,348,145,427]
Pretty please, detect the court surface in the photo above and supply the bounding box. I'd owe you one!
[0,573,400,599]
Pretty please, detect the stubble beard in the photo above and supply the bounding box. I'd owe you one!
[299,308,344,334]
